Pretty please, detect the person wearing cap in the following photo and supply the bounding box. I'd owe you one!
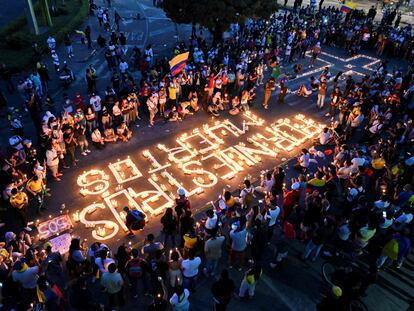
[175,188,191,221]
[23,139,38,164]
[12,258,39,307]
[10,188,31,231]
[282,182,301,219]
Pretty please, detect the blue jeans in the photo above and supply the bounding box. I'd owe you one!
[303,240,322,261]
[183,275,197,292]
[205,258,219,276]
[377,254,405,268]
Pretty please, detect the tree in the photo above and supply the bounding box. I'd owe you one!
[163,0,278,44]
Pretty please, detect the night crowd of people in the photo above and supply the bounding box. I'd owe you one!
[0,0,413,310]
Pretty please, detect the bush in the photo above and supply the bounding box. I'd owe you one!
[0,0,89,72]
[5,33,32,49]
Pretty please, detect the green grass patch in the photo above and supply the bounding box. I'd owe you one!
[0,0,89,72]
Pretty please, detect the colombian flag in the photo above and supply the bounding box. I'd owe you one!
[169,52,189,76]
[341,1,357,13]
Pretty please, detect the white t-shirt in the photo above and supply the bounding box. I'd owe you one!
[95,257,115,274]
[263,179,274,193]
[205,214,218,230]
[240,186,254,200]
[181,257,201,278]
[369,120,383,134]
[46,149,59,167]
[12,266,39,289]
[266,207,281,226]
[300,153,310,168]
[337,167,351,179]
[351,157,365,172]
[90,96,102,112]
[319,131,330,145]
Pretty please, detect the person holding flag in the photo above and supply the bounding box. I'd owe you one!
[169,52,190,76]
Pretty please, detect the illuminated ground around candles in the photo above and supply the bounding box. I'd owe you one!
[38,49,384,246]
[45,112,323,243]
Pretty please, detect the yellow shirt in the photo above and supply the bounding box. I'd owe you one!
[372,157,386,170]
[183,235,197,249]
[168,87,176,100]
[10,192,28,209]
[225,196,235,208]
[27,179,43,193]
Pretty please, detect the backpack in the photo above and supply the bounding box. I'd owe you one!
[243,189,254,207]
[129,210,146,230]
[128,258,143,278]
[175,199,187,216]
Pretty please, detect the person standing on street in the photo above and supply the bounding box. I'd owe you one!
[114,10,122,32]
[238,264,262,299]
[10,188,31,231]
[229,219,247,271]
[64,33,74,58]
[85,25,92,49]
[317,77,327,110]
[310,42,321,67]
[181,248,201,292]
[204,229,225,277]
[101,263,125,309]
[263,78,275,109]
[212,269,235,311]
[169,286,190,311]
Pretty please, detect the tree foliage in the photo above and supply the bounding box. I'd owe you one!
[163,0,278,37]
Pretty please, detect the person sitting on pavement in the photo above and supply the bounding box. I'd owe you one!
[91,127,105,149]
[117,121,132,142]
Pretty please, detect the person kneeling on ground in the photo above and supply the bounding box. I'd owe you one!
[124,206,146,236]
